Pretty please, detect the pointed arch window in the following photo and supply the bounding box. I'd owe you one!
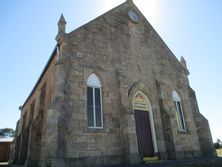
[87,73,103,128]
[172,90,186,131]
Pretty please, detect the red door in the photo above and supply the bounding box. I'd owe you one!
[134,110,154,157]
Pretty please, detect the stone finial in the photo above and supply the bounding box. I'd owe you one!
[18,106,22,110]
[180,56,187,69]
[56,14,67,44]
[58,14,66,33]
[126,0,133,4]
[126,0,134,7]
[180,56,190,75]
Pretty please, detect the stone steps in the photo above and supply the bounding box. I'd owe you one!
[143,156,159,162]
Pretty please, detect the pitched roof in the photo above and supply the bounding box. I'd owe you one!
[0,137,14,142]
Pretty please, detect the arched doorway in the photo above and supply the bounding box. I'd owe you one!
[133,91,156,157]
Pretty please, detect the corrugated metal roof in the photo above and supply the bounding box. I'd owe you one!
[0,137,14,142]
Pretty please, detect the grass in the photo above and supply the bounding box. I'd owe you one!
[217,148,222,157]
[170,161,222,167]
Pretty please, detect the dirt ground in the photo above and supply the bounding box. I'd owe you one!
[217,148,222,157]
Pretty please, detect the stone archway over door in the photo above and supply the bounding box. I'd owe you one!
[133,91,155,157]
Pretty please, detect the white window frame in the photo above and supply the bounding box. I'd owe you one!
[87,74,103,129]
[172,91,186,131]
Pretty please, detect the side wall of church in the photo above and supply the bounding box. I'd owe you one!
[13,51,58,166]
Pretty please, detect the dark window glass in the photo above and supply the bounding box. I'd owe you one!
[96,106,102,127]
[174,101,186,131]
[174,101,181,129]
[177,102,185,130]
[88,106,94,127]
[87,86,102,128]
[87,87,93,106]
[87,87,94,126]
[95,88,102,127]
[95,88,101,107]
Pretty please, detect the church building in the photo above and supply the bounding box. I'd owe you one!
[12,0,215,166]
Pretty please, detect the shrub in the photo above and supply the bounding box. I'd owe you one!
[214,142,221,149]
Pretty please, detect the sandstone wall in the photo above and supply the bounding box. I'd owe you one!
[13,49,58,166]
[43,1,205,166]
[13,1,215,167]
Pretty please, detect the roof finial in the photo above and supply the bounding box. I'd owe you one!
[58,14,66,33]
[180,56,190,75]
[56,13,67,44]
[180,56,187,69]
[126,0,133,6]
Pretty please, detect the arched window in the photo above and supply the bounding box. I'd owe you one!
[172,90,186,131]
[87,73,103,128]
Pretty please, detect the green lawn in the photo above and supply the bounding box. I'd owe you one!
[217,148,222,157]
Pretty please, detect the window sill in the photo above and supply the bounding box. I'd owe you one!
[87,127,104,132]
[88,127,103,129]
[177,130,190,134]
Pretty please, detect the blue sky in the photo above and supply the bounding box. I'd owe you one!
[0,0,221,142]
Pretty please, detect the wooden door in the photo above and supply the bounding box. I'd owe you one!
[134,110,154,157]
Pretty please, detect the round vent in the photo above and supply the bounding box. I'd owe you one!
[128,10,139,23]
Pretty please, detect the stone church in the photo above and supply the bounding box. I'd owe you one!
[12,0,215,166]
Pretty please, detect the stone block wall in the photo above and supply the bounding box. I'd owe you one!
[189,88,216,157]
[41,1,209,165]
[12,1,216,166]
[13,49,58,166]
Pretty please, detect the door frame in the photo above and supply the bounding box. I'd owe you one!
[133,91,158,155]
